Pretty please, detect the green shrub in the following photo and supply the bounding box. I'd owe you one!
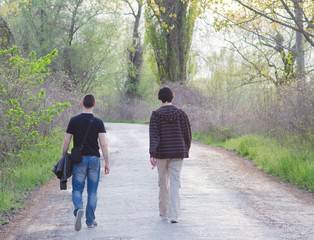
[0,129,64,224]
[0,47,70,197]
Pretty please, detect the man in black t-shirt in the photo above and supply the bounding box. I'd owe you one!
[62,94,110,231]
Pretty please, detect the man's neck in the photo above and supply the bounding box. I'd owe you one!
[162,102,172,106]
[83,107,93,114]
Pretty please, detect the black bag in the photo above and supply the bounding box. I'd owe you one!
[70,146,83,164]
[69,117,94,164]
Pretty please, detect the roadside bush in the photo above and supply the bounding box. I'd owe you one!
[40,72,83,130]
[0,46,70,205]
[0,128,64,224]
[250,81,314,150]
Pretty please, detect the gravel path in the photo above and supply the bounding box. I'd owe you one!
[1,123,313,240]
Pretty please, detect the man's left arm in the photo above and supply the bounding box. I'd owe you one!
[62,133,72,156]
[99,132,110,174]
[184,113,192,149]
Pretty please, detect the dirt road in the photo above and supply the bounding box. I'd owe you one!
[1,123,313,240]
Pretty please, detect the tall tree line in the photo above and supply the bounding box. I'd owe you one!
[1,0,122,93]
[1,0,312,97]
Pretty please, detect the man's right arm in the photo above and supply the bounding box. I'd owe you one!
[99,132,110,174]
[62,133,72,156]
[149,112,160,158]
[185,113,192,149]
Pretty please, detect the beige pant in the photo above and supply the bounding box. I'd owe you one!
[156,158,183,219]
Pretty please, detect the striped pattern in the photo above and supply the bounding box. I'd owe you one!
[149,105,191,159]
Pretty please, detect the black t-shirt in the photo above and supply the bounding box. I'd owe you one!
[66,113,106,157]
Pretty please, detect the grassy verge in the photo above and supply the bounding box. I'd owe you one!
[192,132,225,147]
[193,133,314,192]
[0,129,64,224]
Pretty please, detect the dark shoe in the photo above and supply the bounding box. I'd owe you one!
[170,218,178,223]
[87,221,98,228]
[75,209,84,231]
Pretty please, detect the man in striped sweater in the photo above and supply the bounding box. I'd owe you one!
[149,86,192,223]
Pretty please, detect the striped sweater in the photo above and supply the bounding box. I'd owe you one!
[149,105,191,159]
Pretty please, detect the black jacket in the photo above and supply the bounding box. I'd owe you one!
[52,153,73,190]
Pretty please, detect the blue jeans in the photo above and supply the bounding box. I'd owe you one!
[72,156,100,226]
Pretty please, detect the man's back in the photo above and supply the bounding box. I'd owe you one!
[66,113,106,157]
[149,105,191,159]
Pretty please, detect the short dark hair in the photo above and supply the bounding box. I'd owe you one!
[158,86,174,103]
[83,94,95,108]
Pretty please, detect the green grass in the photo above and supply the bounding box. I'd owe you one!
[0,128,64,224]
[192,132,225,147]
[224,135,314,192]
[193,133,313,192]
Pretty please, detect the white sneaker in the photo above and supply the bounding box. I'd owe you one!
[75,209,84,231]
[87,221,98,228]
[170,218,178,223]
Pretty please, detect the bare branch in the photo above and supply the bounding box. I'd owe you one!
[203,15,296,53]
[234,0,314,46]
[122,0,136,18]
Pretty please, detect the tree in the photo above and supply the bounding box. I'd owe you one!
[221,27,300,86]
[4,0,123,92]
[0,16,14,49]
[208,0,314,81]
[122,0,144,100]
[145,0,200,84]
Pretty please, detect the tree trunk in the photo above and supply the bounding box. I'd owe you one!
[0,16,14,49]
[274,33,296,85]
[146,0,196,84]
[294,0,305,80]
[165,1,189,84]
[64,0,83,83]
[125,2,143,100]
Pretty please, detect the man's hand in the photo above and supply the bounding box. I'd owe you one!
[150,157,157,169]
[104,165,110,174]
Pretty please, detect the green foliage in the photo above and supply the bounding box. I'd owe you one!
[0,47,69,149]
[224,135,314,192]
[0,128,64,224]
[5,0,124,93]
[67,16,123,93]
[0,46,70,197]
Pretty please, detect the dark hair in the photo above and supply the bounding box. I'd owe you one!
[158,87,174,103]
[83,94,95,108]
